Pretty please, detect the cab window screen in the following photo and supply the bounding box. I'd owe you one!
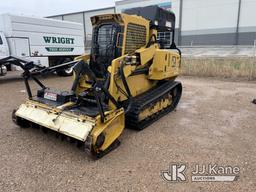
[0,36,3,45]
[97,24,117,57]
[158,31,173,48]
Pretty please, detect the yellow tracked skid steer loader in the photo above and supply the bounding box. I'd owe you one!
[12,6,182,158]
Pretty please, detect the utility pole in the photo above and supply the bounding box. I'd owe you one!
[178,0,183,46]
[235,0,242,45]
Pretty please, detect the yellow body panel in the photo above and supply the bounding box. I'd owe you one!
[149,50,180,80]
[75,54,90,63]
[121,14,150,55]
[116,74,155,101]
[107,55,156,104]
[76,75,93,93]
[91,108,125,152]
[135,44,158,66]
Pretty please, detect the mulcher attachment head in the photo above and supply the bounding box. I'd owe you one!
[13,100,125,159]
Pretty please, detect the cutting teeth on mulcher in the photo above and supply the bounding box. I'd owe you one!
[12,109,121,159]
[12,111,85,147]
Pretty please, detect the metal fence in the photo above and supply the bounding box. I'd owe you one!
[84,34,256,58]
[180,44,256,58]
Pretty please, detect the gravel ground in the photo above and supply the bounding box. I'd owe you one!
[0,71,256,192]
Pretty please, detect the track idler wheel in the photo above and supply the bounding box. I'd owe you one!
[89,139,121,159]
[170,84,182,110]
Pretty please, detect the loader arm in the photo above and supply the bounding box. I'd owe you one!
[0,56,79,98]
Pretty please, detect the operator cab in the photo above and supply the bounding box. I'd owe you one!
[89,13,150,79]
[90,22,122,78]
[89,6,177,79]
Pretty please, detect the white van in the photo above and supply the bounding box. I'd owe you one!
[0,14,85,76]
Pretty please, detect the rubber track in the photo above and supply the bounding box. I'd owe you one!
[125,81,182,130]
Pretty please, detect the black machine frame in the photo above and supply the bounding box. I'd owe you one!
[0,56,120,122]
[0,56,77,98]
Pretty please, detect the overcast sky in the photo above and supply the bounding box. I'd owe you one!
[0,0,118,17]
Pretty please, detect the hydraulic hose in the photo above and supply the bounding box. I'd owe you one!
[146,34,157,48]
[119,61,133,114]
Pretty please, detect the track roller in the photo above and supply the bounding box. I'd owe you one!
[125,81,182,130]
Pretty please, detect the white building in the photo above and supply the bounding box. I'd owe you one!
[48,0,256,46]
[48,7,115,49]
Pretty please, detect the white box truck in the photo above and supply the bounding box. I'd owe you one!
[0,14,85,76]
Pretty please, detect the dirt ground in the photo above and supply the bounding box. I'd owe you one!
[0,71,256,192]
